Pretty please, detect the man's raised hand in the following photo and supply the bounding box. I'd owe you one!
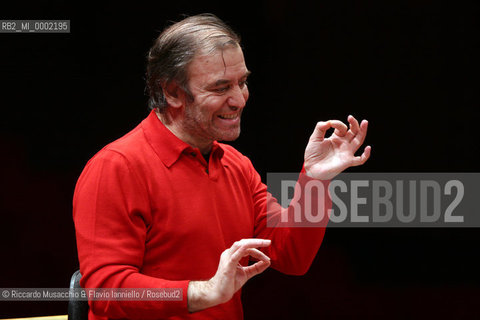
[304,115,371,180]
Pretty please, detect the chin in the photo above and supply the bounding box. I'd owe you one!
[216,129,241,142]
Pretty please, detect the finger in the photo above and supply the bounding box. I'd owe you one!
[347,115,360,142]
[231,247,270,264]
[350,145,371,167]
[329,120,348,137]
[242,260,271,279]
[228,239,271,257]
[245,248,270,262]
[309,121,331,142]
[352,119,368,147]
[345,115,359,142]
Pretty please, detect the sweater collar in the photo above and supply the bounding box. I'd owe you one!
[141,110,224,168]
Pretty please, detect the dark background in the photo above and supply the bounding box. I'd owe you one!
[1,0,479,319]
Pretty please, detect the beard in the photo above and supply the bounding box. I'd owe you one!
[182,101,242,142]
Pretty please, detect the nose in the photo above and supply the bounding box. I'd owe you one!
[227,85,248,109]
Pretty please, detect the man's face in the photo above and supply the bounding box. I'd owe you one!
[181,45,250,143]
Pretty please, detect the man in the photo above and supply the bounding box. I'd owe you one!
[73,14,370,319]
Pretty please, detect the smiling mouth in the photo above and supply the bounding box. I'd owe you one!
[218,114,239,120]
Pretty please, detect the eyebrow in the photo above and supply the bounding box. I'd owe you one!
[211,70,252,87]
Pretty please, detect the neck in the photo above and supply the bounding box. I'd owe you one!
[156,110,213,155]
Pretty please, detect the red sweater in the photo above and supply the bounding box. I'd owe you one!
[73,110,328,319]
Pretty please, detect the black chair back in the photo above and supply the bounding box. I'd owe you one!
[68,270,89,320]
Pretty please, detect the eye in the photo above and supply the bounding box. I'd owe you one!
[214,86,230,93]
[239,80,248,88]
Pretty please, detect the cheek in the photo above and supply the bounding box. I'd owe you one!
[197,97,225,122]
[243,88,250,101]
[193,96,220,114]
[203,96,229,114]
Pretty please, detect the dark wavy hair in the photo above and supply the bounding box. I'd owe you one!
[145,14,241,113]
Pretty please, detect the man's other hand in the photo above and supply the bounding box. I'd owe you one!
[187,239,271,312]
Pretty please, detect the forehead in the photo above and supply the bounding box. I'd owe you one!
[187,46,248,86]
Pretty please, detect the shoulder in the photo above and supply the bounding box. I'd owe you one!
[75,127,151,194]
[76,125,156,195]
[103,124,147,158]
[86,122,153,168]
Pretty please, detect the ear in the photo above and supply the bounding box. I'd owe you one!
[163,81,185,109]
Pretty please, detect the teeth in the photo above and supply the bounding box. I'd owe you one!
[219,114,237,119]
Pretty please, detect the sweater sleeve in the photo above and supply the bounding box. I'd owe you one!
[248,160,331,276]
[73,149,190,319]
